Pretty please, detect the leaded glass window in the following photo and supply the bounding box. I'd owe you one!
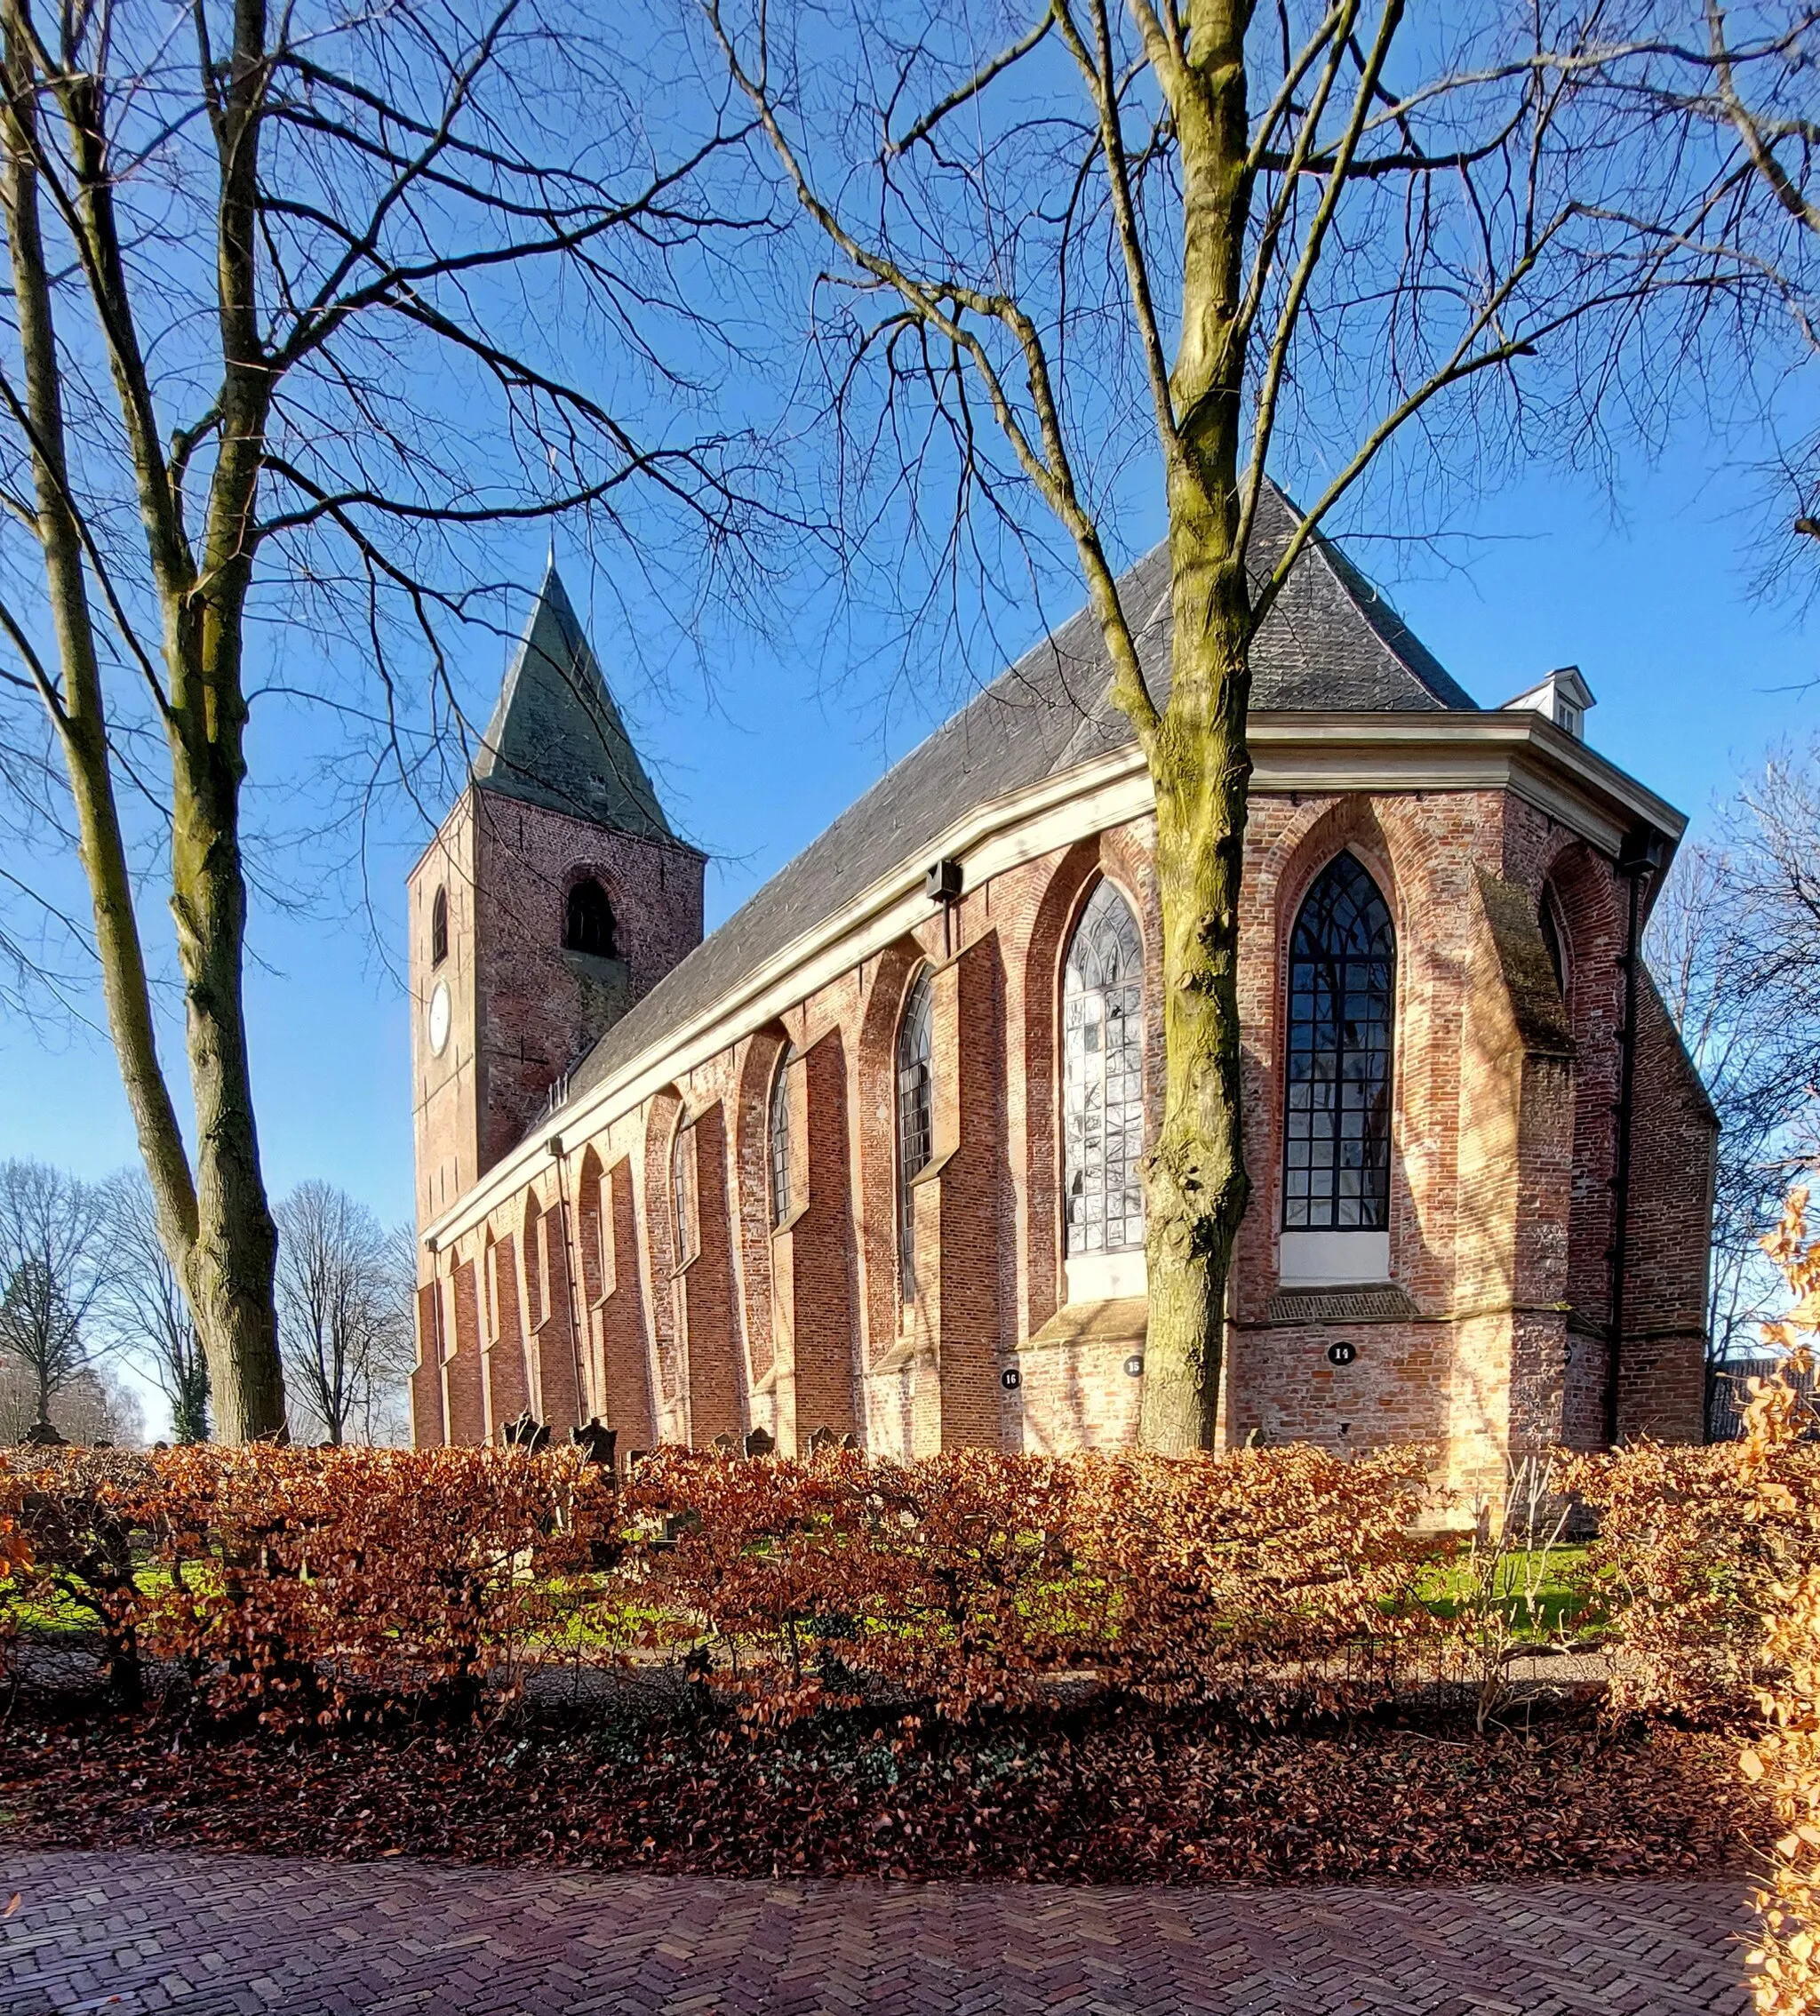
[1283,853,1395,1231]
[769,1048,794,1228]
[896,970,934,1292]
[1540,891,1569,997]
[671,1113,697,1267]
[1064,879,1145,1256]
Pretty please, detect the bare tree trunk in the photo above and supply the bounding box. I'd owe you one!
[0,11,214,1403]
[169,708,284,1442]
[1135,3,1254,1451]
[1142,580,1254,1451]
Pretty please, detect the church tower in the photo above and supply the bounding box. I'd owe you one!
[409,564,705,1230]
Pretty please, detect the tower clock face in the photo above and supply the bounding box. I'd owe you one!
[427,979,451,1058]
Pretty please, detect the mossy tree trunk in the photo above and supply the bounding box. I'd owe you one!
[1132,0,1256,1450]
[0,0,285,1439]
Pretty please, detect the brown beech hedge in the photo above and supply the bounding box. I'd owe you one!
[0,1437,1461,1725]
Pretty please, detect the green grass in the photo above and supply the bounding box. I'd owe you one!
[1414,1543,1597,1638]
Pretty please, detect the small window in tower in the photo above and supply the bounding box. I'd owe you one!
[565,877,617,958]
[431,886,449,967]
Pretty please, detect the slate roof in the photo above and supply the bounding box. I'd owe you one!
[562,484,1476,1109]
[474,562,682,843]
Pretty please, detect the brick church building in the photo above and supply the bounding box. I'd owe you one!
[409,495,1716,1491]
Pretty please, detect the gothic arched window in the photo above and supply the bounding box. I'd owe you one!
[1283,852,1396,1232]
[896,970,934,1291]
[769,1047,794,1228]
[1540,888,1569,998]
[671,1111,697,1268]
[430,886,449,967]
[565,877,616,958]
[1063,879,1145,1258]
[523,1195,545,1329]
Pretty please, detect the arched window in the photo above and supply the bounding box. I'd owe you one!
[670,1111,697,1268]
[768,1047,794,1228]
[1063,879,1145,1259]
[1540,888,1569,997]
[1283,852,1396,1233]
[523,1196,544,1329]
[565,877,616,958]
[578,1154,607,1302]
[430,886,449,966]
[896,970,934,1290]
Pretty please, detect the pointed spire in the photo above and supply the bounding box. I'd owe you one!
[472,563,678,840]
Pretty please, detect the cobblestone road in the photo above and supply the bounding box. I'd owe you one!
[0,1849,1752,2015]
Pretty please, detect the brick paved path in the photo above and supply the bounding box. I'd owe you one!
[0,1850,1752,2015]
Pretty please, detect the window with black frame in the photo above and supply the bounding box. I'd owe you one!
[1282,852,1396,1233]
[769,1046,794,1228]
[896,970,934,1294]
[671,1112,697,1268]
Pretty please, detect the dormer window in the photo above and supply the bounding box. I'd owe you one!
[565,877,616,957]
[1501,666,1595,743]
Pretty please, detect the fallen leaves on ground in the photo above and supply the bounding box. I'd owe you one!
[0,1689,1760,1885]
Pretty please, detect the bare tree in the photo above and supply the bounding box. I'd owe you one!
[1594,3,1820,562]
[702,0,1728,1447]
[0,0,779,1440]
[0,1156,108,1428]
[1650,743,1820,1376]
[96,1169,209,1443]
[275,1181,415,1446]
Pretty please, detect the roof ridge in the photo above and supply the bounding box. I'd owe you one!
[552,506,1474,1126]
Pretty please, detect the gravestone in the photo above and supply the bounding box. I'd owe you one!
[571,1418,618,1467]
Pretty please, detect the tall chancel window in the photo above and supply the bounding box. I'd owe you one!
[430,886,449,966]
[1063,879,1145,1260]
[896,970,934,1292]
[768,1047,794,1228]
[1539,888,1569,998]
[565,877,616,957]
[670,1112,698,1268]
[523,1197,544,1329]
[1283,852,1396,1234]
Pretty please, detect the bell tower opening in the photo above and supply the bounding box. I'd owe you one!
[564,877,617,958]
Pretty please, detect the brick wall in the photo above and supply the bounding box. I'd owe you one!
[413,780,1714,1484]
[1618,971,1717,1443]
[785,1028,859,1446]
[675,1102,745,1445]
[597,1157,658,1450]
[472,793,704,1174]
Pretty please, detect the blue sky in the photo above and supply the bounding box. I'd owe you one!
[1,430,1811,1237]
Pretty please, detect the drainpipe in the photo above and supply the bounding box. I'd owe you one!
[1603,826,1668,1448]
